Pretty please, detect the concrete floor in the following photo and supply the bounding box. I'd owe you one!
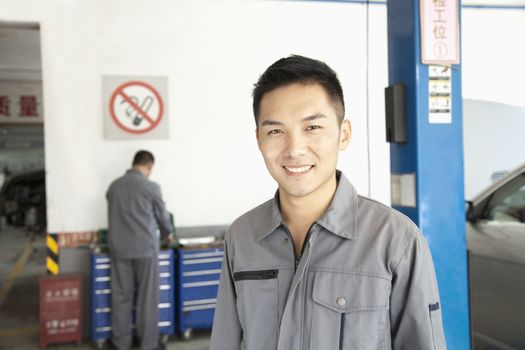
[0,228,211,350]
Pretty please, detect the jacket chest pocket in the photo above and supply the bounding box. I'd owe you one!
[310,271,391,350]
[234,269,279,350]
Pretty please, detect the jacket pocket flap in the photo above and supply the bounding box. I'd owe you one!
[312,271,390,313]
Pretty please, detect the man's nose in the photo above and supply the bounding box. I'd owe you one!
[284,131,307,158]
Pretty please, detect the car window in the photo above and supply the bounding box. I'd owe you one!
[483,173,525,223]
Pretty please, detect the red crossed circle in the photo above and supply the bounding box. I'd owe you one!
[109,81,164,134]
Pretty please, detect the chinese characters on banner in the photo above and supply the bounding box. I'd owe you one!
[0,81,43,124]
[58,231,98,248]
[420,0,460,64]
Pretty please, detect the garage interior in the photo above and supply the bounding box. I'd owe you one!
[1,1,524,349]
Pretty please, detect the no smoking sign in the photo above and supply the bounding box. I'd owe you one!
[103,76,169,139]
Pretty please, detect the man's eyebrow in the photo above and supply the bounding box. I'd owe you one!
[302,114,327,122]
[260,119,284,126]
[259,114,327,126]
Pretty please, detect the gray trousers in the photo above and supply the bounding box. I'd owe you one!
[111,256,159,350]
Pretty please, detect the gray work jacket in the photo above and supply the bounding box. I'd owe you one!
[106,169,171,259]
[210,171,446,350]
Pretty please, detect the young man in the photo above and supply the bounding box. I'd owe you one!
[210,55,446,349]
[106,150,173,350]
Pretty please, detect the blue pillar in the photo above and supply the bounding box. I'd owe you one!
[387,1,470,349]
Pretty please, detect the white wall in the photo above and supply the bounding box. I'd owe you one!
[462,7,525,198]
[2,0,522,232]
[367,5,390,204]
[462,8,525,108]
[1,0,391,231]
[463,99,525,198]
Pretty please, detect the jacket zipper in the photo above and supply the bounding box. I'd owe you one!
[339,313,345,350]
[282,226,299,272]
[300,223,316,254]
[233,269,278,281]
[284,222,316,272]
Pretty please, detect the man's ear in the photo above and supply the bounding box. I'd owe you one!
[146,163,154,177]
[256,128,262,151]
[339,119,352,150]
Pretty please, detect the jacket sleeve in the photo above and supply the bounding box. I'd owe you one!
[151,182,172,239]
[210,237,242,350]
[389,226,447,350]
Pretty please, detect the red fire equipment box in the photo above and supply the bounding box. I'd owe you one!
[39,274,83,349]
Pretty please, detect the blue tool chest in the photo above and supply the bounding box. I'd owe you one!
[90,250,175,347]
[174,246,224,339]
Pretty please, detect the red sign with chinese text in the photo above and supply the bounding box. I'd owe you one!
[39,274,82,349]
[420,0,460,64]
[0,81,44,124]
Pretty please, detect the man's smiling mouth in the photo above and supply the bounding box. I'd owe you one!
[283,165,314,173]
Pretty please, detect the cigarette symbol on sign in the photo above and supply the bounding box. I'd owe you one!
[109,81,164,134]
[121,95,154,126]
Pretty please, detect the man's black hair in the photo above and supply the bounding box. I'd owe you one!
[252,55,345,125]
[132,150,155,166]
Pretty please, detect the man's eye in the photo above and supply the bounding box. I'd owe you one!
[306,125,322,131]
[268,129,283,135]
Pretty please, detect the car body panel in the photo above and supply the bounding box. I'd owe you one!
[467,163,525,349]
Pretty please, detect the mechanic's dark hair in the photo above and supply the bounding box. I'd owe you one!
[252,55,345,125]
[132,150,155,166]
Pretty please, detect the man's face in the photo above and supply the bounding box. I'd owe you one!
[256,83,351,200]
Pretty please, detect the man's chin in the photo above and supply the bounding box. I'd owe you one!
[278,185,313,199]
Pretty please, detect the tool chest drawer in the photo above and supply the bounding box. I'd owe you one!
[174,246,223,339]
[90,250,175,347]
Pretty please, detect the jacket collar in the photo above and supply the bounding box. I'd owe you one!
[256,170,358,241]
[126,168,145,178]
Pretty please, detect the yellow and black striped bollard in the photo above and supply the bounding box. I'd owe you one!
[46,233,59,275]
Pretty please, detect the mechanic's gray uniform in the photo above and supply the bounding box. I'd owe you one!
[210,171,446,350]
[106,169,171,350]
